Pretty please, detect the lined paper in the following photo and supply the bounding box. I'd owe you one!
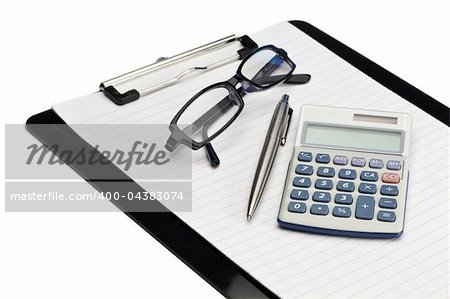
[53,22,449,298]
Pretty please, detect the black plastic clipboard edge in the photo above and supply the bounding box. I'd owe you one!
[26,109,276,299]
[25,20,449,299]
[289,21,449,126]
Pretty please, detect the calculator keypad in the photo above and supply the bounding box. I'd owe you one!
[379,197,397,209]
[293,177,311,188]
[377,211,396,222]
[333,155,348,165]
[298,152,313,162]
[369,159,384,169]
[381,173,400,184]
[334,193,353,204]
[317,167,335,177]
[360,171,378,182]
[310,204,329,215]
[313,191,331,202]
[296,164,313,175]
[315,179,333,190]
[288,202,307,213]
[336,181,355,192]
[316,154,330,163]
[355,195,375,220]
[358,183,377,194]
[339,169,357,180]
[286,150,404,227]
[333,206,351,218]
[380,185,399,196]
[290,189,309,200]
[351,157,366,167]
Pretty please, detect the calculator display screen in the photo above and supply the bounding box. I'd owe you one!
[304,124,402,153]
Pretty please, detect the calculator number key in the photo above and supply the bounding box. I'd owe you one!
[315,179,333,190]
[288,202,307,214]
[313,191,331,203]
[290,189,309,200]
[358,183,377,194]
[336,181,355,192]
[333,206,351,218]
[377,211,396,222]
[296,164,313,175]
[380,185,399,196]
[338,169,357,180]
[360,171,378,182]
[355,195,375,220]
[316,154,330,164]
[317,167,335,177]
[293,177,311,188]
[310,204,329,215]
[298,151,312,162]
[334,193,353,205]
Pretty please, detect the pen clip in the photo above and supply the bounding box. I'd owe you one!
[280,107,293,146]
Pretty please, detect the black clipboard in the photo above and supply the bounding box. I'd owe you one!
[26,21,450,299]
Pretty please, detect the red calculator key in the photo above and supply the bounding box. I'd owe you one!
[382,172,400,184]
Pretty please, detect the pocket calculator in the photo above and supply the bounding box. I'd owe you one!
[277,105,412,238]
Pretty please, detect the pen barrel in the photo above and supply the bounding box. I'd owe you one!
[247,96,291,218]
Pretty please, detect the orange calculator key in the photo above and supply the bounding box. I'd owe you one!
[382,172,400,184]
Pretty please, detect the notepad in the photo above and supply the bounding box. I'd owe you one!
[53,22,448,298]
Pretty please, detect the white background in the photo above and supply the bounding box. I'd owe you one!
[0,1,448,298]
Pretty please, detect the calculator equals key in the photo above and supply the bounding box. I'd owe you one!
[278,105,411,238]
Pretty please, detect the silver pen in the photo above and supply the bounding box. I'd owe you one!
[247,94,293,220]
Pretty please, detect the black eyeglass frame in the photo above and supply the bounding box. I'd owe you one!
[166,45,296,151]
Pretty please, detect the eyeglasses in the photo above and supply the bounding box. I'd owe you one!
[165,45,310,166]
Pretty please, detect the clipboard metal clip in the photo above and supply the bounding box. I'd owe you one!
[99,35,258,105]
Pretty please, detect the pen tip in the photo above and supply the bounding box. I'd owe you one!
[247,214,252,221]
[281,94,289,103]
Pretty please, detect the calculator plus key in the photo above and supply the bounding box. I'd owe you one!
[290,189,309,200]
[333,155,348,165]
[293,177,311,188]
[355,196,375,220]
[313,191,331,202]
[380,185,399,196]
[316,153,330,164]
[333,206,351,218]
[288,202,307,214]
[336,181,355,192]
[334,193,353,204]
[317,167,335,177]
[310,204,329,216]
[338,169,357,180]
[315,179,333,190]
[360,171,378,182]
[298,151,312,162]
[377,211,396,222]
[358,183,377,194]
[296,164,313,175]
[351,157,366,167]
